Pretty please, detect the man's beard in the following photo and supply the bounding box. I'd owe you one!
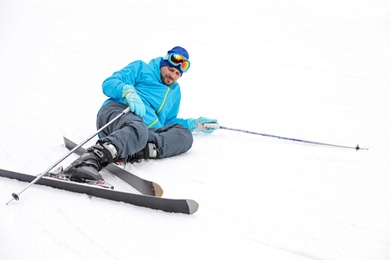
[161,74,174,86]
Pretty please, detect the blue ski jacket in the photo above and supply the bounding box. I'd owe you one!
[101,57,191,129]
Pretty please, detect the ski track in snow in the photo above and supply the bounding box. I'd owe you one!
[1,0,390,259]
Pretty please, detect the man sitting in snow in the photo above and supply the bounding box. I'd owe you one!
[63,46,218,183]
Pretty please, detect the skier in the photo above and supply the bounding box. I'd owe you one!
[64,46,218,183]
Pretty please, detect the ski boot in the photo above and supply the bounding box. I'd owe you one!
[127,143,158,164]
[64,141,118,183]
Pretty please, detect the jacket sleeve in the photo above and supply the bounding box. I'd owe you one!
[102,61,142,99]
[168,117,193,130]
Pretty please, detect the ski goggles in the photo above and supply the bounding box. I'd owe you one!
[163,53,190,72]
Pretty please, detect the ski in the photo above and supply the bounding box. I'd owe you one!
[1,168,198,214]
[63,137,163,197]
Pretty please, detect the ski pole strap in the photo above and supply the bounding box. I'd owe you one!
[218,125,368,151]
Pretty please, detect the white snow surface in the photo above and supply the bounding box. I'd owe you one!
[1,0,390,259]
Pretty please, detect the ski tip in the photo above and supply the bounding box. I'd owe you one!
[187,199,199,214]
[153,183,164,197]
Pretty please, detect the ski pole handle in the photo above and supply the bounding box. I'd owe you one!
[203,123,220,129]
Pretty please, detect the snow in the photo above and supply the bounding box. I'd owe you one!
[1,0,390,259]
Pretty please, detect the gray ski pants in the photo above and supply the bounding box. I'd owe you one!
[96,102,193,159]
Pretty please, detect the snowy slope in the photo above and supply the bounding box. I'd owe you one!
[1,0,390,259]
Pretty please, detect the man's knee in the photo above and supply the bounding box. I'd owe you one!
[124,120,149,145]
[177,125,193,148]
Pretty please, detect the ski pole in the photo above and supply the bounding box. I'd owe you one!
[6,107,130,205]
[206,124,368,151]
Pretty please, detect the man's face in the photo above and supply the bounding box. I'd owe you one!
[160,66,181,86]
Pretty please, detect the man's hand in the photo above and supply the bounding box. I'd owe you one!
[189,117,219,133]
[122,85,146,117]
